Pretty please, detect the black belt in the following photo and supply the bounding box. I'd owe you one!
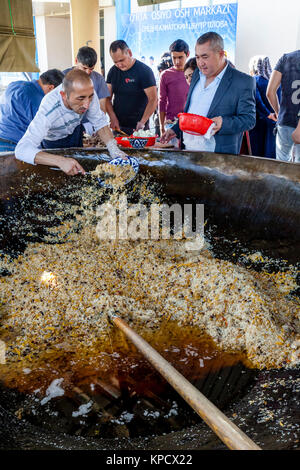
[0,137,16,145]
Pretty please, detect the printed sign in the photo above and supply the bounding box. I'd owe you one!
[119,3,238,69]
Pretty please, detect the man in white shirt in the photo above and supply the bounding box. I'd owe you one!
[161,32,256,155]
[181,59,228,152]
[15,69,126,175]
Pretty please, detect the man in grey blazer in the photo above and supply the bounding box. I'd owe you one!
[161,32,256,155]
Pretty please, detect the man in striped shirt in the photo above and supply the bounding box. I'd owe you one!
[15,69,127,175]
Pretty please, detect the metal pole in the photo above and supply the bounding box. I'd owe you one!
[111,315,261,451]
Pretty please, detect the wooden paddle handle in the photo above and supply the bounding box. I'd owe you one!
[111,315,261,451]
[116,129,130,137]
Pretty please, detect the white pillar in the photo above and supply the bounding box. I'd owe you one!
[70,0,101,72]
[35,16,49,72]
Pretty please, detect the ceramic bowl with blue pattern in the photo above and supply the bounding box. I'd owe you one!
[105,156,139,185]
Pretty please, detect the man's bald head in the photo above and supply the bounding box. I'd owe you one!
[61,69,95,115]
[62,68,93,97]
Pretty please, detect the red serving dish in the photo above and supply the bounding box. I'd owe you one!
[178,113,214,135]
[115,135,156,149]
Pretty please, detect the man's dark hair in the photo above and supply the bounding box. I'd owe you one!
[76,46,97,67]
[157,53,173,73]
[184,57,197,73]
[62,69,93,97]
[40,69,64,87]
[196,32,224,51]
[169,39,189,55]
[109,40,129,54]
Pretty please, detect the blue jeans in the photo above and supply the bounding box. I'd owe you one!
[276,125,295,162]
[0,139,16,152]
[292,143,300,163]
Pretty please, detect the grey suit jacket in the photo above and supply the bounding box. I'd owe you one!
[173,64,256,155]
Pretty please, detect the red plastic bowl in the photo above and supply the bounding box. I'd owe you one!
[115,136,131,148]
[178,113,214,136]
[115,136,156,148]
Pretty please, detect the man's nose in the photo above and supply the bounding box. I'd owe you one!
[82,98,90,109]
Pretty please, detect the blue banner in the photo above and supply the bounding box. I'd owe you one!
[116,0,131,39]
[119,3,238,68]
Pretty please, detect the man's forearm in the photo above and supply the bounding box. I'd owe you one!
[159,111,166,130]
[34,151,85,175]
[266,91,280,116]
[96,125,127,159]
[104,98,119,130]
[104,98,116,121]
[266,70,282,117]
[34,151,66,167]
[97,125,115,144]
[140,98,157,126]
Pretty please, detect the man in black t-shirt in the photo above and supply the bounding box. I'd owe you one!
[106,40,157,135]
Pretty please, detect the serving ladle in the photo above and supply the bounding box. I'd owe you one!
[50,156,139,188]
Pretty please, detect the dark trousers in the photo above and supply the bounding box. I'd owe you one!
[41,124,84,150]
[249,118,276,159]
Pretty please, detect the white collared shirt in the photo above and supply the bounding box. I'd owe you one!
[15,84,108,165]
[183,63,228,152]
[187,63,229,117]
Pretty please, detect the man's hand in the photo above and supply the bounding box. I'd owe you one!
[160,128,176,144]
[106,138,128,160]
[59,157,86,176]
[97,127,128,160]
[211,116,223,135]
[34,151,85,176]
[135,121,145,131]
[292,120,300,144]
[268,113,277,122]
[110,115,120,131]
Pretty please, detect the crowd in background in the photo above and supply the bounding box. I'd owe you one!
[0,31,299,170]
[149,46,299,161]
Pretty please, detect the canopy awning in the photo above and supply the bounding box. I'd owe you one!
[0,0,39,72]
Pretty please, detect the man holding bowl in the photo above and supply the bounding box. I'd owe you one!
[161,32,256,155]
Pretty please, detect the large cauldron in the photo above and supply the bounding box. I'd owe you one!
[0,148,299,450]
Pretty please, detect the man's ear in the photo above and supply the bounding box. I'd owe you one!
[43,84,54,94]
[186,51,190,59]
[75,57,78,65]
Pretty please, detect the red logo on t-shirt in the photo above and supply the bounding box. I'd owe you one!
[125,78,135,83]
